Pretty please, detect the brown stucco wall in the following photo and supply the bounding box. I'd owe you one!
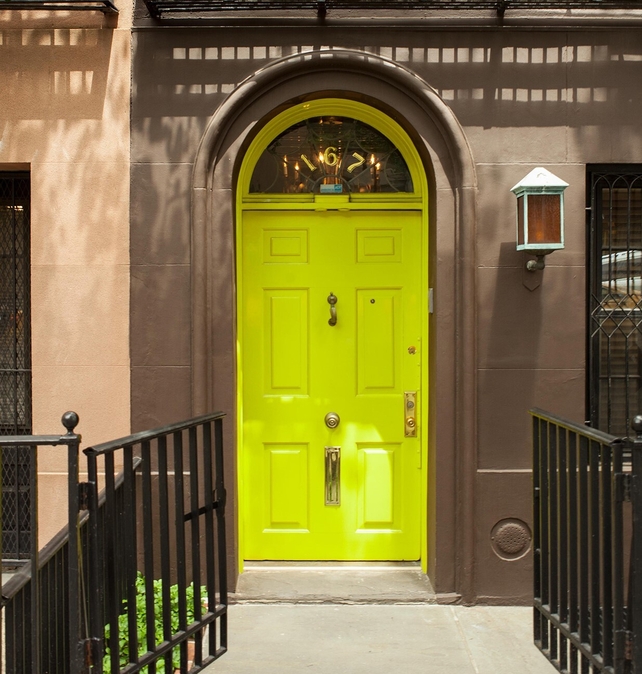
[0,4,132,545]
[130,22,642,601]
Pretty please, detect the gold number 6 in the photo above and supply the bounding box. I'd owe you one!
[325,146,338,167]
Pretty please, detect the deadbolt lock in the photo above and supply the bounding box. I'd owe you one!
[404,392,417,437]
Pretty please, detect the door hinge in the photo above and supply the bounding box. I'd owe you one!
[429,288,434,314]
[82,637,101,667]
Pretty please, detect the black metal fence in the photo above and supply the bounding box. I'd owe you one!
[532,408,642,673]
[0,411,228,673]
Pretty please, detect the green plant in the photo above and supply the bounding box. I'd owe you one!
[103,573,207,673]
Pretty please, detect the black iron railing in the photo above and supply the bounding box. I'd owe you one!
[532,408,642,673]
[0,414,80,673]
[1,411,228,674]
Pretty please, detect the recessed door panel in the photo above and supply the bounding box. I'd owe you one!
[264,229,309,263]
[242,209,422,560]
[357,229,402,263]
[357,289,401,393]
[264,444,309,530]
[264,289,308,394]
[357,444,400,530]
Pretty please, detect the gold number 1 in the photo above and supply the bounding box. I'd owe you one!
[300,154,317,171]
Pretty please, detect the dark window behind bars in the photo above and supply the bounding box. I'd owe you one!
[0,173,32,562]
[588,166,642,437]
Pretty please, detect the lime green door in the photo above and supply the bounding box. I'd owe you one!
[241,208,422,560]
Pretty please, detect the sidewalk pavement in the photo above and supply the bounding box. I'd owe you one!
[202,564,555,674]
[204,604,554,674]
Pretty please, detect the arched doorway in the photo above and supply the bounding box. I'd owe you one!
[236,99,429,562]
[191,49,478,596]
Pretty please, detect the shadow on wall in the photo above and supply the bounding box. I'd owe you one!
[0,15,127,269]
[0,19,114,120]
[131,27,642,128]
[0,13,131,449]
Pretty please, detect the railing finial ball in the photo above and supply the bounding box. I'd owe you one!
[62,411,79,434]
[632,415,642,437]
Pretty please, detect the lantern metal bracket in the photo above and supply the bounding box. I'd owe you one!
[526,254,546,272]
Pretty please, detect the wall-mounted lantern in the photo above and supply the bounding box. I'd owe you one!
[511,167,569,271]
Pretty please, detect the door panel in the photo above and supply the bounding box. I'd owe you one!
[357,229,402,263]
[264,290,308,393]
[264,443,309,530]
[242,209,422,560]
[357,443,400,530]
[357,289,401,393]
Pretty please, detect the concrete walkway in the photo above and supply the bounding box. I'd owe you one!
[203,564,555,674]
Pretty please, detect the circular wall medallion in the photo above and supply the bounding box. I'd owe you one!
[490,518,532,561]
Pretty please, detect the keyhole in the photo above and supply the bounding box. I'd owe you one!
[370,299,375,304]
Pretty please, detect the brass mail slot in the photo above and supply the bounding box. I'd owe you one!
[325,446,341,505]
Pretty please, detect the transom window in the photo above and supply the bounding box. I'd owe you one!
[249,116,413,195]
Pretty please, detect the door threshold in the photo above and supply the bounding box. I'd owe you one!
[233,561,436,605]
[243,560,421,570]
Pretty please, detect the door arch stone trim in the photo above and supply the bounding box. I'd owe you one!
[190,48,479,602]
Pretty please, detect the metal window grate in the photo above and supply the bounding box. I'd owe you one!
[144,0,642,19]
[588,166,642,437]
[147,0,642,8]
[0,173,33,562]
[0,0,117,13]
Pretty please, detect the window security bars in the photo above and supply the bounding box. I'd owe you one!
[588,167,642,438]
[532,409,642,673]
[1,412,228,674]
[0,173,32,564]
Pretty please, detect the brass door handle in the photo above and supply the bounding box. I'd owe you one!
[325,447,341,505]
[328,293,337,326]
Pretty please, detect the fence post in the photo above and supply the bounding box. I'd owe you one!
[63,412,85,674]
[631,416,642,672]
[0,440,2,672]
[30,429,40,674]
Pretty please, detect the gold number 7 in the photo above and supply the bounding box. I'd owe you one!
[347,152,365,173]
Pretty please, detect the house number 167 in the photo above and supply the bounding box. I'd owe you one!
[299,148,367,173]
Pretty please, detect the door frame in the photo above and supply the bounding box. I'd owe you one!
[235,98,430,571]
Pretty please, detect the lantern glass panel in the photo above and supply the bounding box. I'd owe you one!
[527,194,561,244]
[517,195,525,246]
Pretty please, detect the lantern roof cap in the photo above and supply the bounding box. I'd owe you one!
[511,167,569,194]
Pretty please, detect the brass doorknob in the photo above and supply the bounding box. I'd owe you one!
[325,412,340,429]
